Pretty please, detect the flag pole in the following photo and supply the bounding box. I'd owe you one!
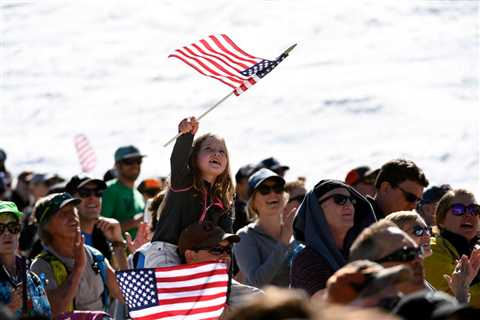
[163,90,236,147]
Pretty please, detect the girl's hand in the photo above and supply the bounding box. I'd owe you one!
[178,117,199,135]
[280,207,296,246]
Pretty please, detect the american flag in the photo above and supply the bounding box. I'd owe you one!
[116,261,229,320]
[73,134,96,173]
[168,34,293,96]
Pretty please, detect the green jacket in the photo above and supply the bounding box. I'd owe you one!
[424,234,480,308]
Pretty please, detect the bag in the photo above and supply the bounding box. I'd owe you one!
[57,310,113,320]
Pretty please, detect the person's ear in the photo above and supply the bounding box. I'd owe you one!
[379,181,392,195]
[185,250,196,263]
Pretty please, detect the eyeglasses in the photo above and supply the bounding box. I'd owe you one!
[392,184,421,204]
[449,203,480,217]
[78,188,104,198]
[0,222,21,235]
[197,245,232,256]
[257,184,284,195]
[121,158,142,166]
[318,194,356,206]
[412,225,432,237]
[376,246,423,264]
[288,194,305,204]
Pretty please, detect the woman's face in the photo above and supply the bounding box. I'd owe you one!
[318,187,355,232]
[0,213,20,256]
[253,178,285,218]
[404,219,432,257]
[441,193,479,241]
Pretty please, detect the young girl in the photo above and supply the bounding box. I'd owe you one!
[140,117,234,267]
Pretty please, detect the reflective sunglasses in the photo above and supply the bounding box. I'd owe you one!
[257,184,284,196]
[412,225,432,237]
[449,203,480,217]
[0,222,21,235]
[392,184,421,204]
[121,158,142,166]
[376,246,423,264]
[201,245,232,256]
[288,194,305,204]
[318,194,356,206]
[78,188,104,198]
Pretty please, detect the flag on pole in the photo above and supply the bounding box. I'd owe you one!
[73,134,96,173]
[168,34,294,96]
[116,261,229,320]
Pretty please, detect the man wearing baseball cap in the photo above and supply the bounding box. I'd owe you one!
[101,145,146,238]
[30,192,126,317]
[66,174,125,263]
[177,222,263,309]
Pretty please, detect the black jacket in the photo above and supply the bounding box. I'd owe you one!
[152,133,233,245]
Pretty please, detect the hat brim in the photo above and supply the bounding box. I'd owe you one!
[221,233,240,243]
[122,153,146,160]
[77,178,107,190]
[59,198,82,209]
[253,176,285,193]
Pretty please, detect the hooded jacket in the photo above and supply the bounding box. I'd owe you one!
[291,179,376,294]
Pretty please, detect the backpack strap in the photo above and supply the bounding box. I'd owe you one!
[85,245,109,311]
[36,251,73,312]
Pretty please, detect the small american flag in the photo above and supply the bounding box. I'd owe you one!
[73,134,96,173]
[116,261,228,320]
[169,34,292,96]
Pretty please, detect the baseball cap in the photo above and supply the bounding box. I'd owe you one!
[235,164,255,183]
[393,290,479,320]
[420,184,452,205]
[257,157,289,173]
[34,192,81,225]
[326,260,413,304]
[65,174,107,194]
[0,149,6,162]
[345,166,379,186]
[0,201,23,220]
[114,145,146,162]
[247,168,285,197]
[178,222,240,257]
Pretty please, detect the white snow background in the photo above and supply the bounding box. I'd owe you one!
[1,0,479,192]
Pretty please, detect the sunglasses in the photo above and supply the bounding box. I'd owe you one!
[198,245,232,256]
[449,203,480,217]
[392,184,421,204]
[121,158,142,166]
[288,194,305,204]
[376,246,423,264]
[318,194,356,206]
[412,225,432,237]
[78,188,104,198]
[257,184,284,196]
[0,222,21,235]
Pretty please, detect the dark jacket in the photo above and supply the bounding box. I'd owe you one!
[152,133,233,245]
[291,180,376,293]
[91,226,112,262]
[366,195,385,220]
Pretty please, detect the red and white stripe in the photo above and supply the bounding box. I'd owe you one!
[73,134,96,173]
[130,261,228,320]
[169,34,263,89]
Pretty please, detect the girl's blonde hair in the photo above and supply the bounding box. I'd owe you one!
[189,133,234,208]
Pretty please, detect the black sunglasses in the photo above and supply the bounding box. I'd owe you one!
[376,246,423,264]
[318,194,356,206]
[257,184,284,196]
[288,194,305,204]
[412,225,432,237]
[391,184,421,204]
[449,203,480,217]
[121,158,142,166]
[0,222,21,235]
[78,188,104,198]
[197,245,232,256]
